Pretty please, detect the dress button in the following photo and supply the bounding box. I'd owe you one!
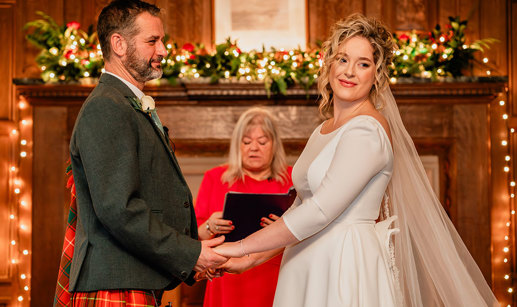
[183,201,190,208]
[180,271,188,279]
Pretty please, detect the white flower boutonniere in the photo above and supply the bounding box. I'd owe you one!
[141,95,155,112]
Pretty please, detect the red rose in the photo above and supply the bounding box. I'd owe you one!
[235,48,241,54]
[182,43,195,52]
[189,54,196,60]
[64,49,74,59]
[66,21,80,30]
[399,33,410,41]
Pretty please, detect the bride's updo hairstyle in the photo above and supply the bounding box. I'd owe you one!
[318,13,396,118]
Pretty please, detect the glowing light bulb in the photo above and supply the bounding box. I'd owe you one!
[511,181,515,187]
[10,166,16,172]
[504,258,508,263]
[20,151,27,157]
[10,214,15,219]
[505,235,509,240]
[505,274,510,279]
[502,140,508,146]
[23,250,29,255]
[500,100,506,106]
[14,188,20,194]
[504,166,510,172]
[508,288,513,293]
[20,274,26,279]
[503,114,508,120]
[506,156,511,161]
[24,286,29,291]
[504,247,510,252]
[483,58,489,63]
[18,296,23,302]
[506,222,511,227]
[21,139,27,145]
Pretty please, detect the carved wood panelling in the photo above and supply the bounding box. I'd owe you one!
[0,123,14,282]
[0,4,14,120]
[164,0,212,50]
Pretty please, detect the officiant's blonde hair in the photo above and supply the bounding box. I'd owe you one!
[318,13,395,118]
[222,107,289,186]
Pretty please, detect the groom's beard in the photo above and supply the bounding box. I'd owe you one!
[125,42,164,83]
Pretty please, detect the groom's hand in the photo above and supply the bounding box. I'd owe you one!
[194,235,228,272]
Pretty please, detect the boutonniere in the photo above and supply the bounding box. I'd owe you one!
[128,96,155,116]
[140,95,155,115]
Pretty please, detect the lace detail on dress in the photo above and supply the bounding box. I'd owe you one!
[380,193,402,305]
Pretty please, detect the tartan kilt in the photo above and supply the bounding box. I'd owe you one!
[71,290,159,307]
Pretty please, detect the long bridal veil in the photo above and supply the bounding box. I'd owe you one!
[378,86,499,306]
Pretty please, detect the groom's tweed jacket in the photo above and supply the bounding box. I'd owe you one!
[69,73,201,291]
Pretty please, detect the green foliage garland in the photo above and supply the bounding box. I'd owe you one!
[24,13,496,94]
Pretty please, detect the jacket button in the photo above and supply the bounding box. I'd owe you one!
[183,201,190,208]
[180,271,188,279]
[184,227,190,235]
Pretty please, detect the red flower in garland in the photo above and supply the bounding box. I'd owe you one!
[182,43,195,52]
[64,49,74,59]
[398,33,410,41]
[66,21,80,30]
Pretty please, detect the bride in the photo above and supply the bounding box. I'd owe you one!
[213,13,499,306]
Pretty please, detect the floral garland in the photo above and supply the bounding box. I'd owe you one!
[24,12,496,94]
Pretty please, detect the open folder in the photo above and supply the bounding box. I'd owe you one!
[222,187,297,242]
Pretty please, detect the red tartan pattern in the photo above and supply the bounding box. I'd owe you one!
[71,290,157,307]
[54,172,77,307]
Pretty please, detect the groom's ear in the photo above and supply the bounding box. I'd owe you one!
[110,33,127,58]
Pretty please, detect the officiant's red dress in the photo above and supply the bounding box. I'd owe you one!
[195,165,293,307]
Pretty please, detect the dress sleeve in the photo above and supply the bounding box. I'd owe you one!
[195,169,217,226]
[282,119,391,241]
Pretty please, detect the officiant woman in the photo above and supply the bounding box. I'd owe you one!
[195,107,293,307]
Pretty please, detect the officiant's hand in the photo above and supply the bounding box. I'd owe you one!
[202,211,234,240]
[260,213,279,227]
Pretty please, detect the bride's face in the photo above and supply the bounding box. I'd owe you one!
[329,36,376,105]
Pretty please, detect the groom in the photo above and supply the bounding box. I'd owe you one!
[68,0,227,304]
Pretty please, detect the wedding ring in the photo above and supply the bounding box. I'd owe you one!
[216,225,219,231]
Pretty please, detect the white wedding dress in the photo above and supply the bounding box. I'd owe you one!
[274,115,399,307]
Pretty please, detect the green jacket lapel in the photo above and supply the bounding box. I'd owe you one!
[98,74,187,184]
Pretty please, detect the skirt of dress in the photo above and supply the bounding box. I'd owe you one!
[273,221,398,307]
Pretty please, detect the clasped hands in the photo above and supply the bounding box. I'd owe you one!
[193,213,278,281]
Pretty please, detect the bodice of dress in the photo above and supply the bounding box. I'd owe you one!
[283,116,393,241]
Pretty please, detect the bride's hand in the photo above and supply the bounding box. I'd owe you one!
[219,256,254,274]
[214,241,246,258]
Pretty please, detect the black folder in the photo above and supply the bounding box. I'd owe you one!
[222,187,297,242]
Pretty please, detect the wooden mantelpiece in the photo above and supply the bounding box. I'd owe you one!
[16,81,505,104]
[16,81,508,306]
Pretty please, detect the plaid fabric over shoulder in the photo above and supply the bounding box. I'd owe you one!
[54,168,77,307]
[71,290,157,307]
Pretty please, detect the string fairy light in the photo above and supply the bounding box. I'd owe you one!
[500,94,515,305]
[6,96,33,306]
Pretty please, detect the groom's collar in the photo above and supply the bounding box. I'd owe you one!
[103,71,144,100]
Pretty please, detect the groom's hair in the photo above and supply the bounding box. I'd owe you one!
[97,0,160,61]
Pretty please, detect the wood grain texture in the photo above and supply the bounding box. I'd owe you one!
[0,4,14,120]
[31,106,69,307]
